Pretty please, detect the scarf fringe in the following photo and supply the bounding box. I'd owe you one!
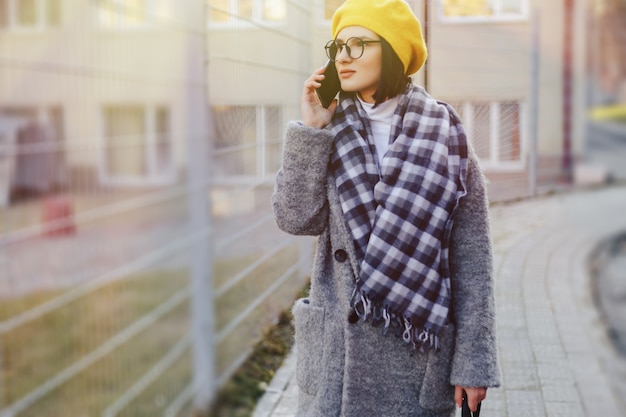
[352,292,441,352]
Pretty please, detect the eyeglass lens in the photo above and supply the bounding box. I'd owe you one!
[325,37,368,61]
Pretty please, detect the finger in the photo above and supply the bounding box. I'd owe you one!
[466,388,486,412]
[308,67,327,81]
[471,387,487,403]
[454,386,464,408]
[468,394,479,413]
[303,79,322,96]
[305,72,326,87]
[307,80,322,91]
[316,64,329,74]
[304,77,321,87]
[327,98,338,113]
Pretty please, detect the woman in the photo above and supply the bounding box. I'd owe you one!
[272,0,500,416]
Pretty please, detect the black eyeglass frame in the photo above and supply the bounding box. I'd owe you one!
[324,37,382,61]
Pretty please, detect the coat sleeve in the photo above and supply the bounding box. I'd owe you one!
[272,121,335,236]
[448,152,501,388]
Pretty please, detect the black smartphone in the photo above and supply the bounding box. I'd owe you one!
[316,60,341,108]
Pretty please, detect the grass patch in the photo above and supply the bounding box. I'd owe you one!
[1,270,188,406]
[20,303,190,417]
[118,350,193,417]
[215,245,298,331]
[0,246,304,416]
[208,282,309,417]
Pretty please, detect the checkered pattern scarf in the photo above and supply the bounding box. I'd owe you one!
[330,84,468,350]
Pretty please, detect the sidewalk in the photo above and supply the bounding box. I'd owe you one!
[253,184,626,417]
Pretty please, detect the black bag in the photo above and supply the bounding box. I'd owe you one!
[462,396,481,417]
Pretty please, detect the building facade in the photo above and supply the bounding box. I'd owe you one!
[421,0,588,197]
[0,0,589,202]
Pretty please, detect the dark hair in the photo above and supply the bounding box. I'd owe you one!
[372,37,410,107]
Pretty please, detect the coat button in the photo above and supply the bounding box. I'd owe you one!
[348,309,359,324]
[334,249,347,262]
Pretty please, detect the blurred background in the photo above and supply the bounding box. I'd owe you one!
[0,0,624,416]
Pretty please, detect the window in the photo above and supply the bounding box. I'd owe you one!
[498,102,521,162]
[1,106,67,192]
[208,0,286,25]
[450,101,524,168]
[212,105,283,179]
[0,0,61,30]
[440,0,527,21]
[95,0,171,29]
[102,105,173,185]
[471,103,492,161]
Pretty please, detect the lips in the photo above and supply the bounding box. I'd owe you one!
[339,69,355,78]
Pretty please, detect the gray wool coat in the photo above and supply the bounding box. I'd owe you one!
[272,120,501,417]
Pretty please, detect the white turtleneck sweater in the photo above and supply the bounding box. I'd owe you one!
[357,95,400,164]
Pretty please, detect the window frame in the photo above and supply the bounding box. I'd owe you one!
[211,104,283,182]
[98,104,175,186]
[207,0,287,28]
[93,0,170,31]
[0,0,61,32]
[437,0,529,24]
[453,100,527,171]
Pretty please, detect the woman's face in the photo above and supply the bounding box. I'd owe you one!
[334,26,382,103]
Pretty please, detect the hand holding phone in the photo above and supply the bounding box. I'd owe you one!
[316,60,341,108]
[301,61,339,128]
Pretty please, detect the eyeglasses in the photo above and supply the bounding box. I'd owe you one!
[324,37,382,61]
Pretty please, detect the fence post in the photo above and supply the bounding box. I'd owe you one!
[185,1,215,413]
[528,9,540,197]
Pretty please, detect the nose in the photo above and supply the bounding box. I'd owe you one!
[336,46,351,62]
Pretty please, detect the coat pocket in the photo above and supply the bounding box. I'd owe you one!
[292,298,325,396]
[418,323,457,411]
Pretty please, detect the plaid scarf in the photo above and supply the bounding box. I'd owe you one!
[330,84,468,350]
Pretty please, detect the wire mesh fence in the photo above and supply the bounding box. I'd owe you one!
[447,100,524,167]
[0,0,602,415]
[0,139,196,416]
[0,1,309,416]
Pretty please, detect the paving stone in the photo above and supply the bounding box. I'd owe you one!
[480,387,507,414]
[542,381,580,402]
[506,390,546,417]
[567,353,602,379]
[579,399,622,417]
[502,364,540,390]
[533,344,567,362]
[500,339,535,364]
[544,401,585,417]
[536,362,573,381]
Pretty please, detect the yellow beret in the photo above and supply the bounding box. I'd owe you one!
[331,0,428,75]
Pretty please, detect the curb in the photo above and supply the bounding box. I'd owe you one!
[252,349,296,417]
